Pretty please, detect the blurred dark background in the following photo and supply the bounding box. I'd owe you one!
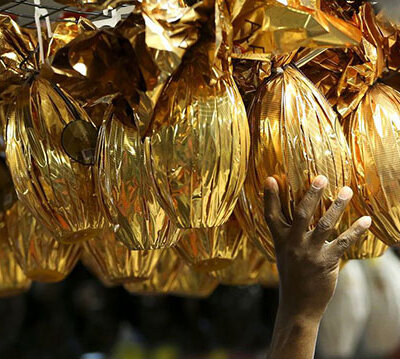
[0,263,279,359]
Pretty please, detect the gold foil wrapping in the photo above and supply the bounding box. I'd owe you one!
[81,250,116,288]
[6,201,81,282]
[144,42,250,229]
[82,228,163,285]
[230,0,361,60]
[0,217,31,297]
[95,102,180,250]
[124,249,182,295]
[175,215,245,272]
[6,78,104,243]
[211,237,266,286]
[169,264,218,298]
[349,83,400,245]
[0,15,38,104]
[237,65,351,259]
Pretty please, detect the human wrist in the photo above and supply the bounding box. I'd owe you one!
[276,300,325,325]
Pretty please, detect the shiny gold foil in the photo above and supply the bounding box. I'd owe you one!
[81,250,115,288]
[144,41,250,229]
[169,264,218,298]
[348,83,400,245]
[230,0,361,60]
[95,101,180,250]
[237,65,351,259]
[0,216,31,297]
[47,18,96,61]
[123,249,182,295]
[210,237,266,286]
[82,228,163,285]
[46,26,144,113]
[5,201,81,282]
[175,214,245,272]
[0,15,38,104]
[6,78,105,243]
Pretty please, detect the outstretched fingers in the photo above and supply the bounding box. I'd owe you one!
[264,177,288,241]
[292,175,328,235]
[312,186,353,247]
[327,216,372,259]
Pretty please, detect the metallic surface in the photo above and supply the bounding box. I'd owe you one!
[237,65,352,260]
[123,249,182,295]
[6,78,105,243]
[145,42,250,229]
[95,104,181,250]
[168,264,218,298]
[210,237,267,286]
[0,216,31,297]
[349,83,400,245]
[6,201,81,282]
[82,228,163,285]
[175,214,245,272]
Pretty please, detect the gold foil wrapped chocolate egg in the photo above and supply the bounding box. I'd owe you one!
[124,249,182,295]
[211,237,266,286]
[237,65,351,258]
[6,78,104,243]
[82,228,163,285]
[144,42,250,229]
[0,217,31,297]
[95,100,180,250]
[169,264,218,298]
[349,83,400,245]
[175,214,245,272]
[6,201,81,282]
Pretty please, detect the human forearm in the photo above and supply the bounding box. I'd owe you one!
[267,305,321,359]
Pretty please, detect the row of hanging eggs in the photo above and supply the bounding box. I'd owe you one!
[1,2,400,296]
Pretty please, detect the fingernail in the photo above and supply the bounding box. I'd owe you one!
[312,175,328,189]
[358,216,372,229]
[266,177,279,193]
[338,186,353,200]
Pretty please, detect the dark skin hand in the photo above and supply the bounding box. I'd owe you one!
[264,175,372,359]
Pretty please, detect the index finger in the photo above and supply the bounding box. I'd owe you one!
[292,175,328,234]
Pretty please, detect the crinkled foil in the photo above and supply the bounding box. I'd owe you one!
[82,228,163,285]
[124,249,182,295]
[144,41,250,229]
[81,251,116,288]
[0,15,38,104]
[237,65,351,259]
[169,264,218,298]
[95,100,180,250]
[6,78,105,243]
[5,201,81,282]
[229,0,361,60]
[0,216,31,297]
[175,214,245,272]
[47,18,96,62]
[45,26,145,112]
[232,59,272,109]
[210,237,266,286]
[348,83,400,245]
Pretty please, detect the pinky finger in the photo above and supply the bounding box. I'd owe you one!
[327,216,372,259]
